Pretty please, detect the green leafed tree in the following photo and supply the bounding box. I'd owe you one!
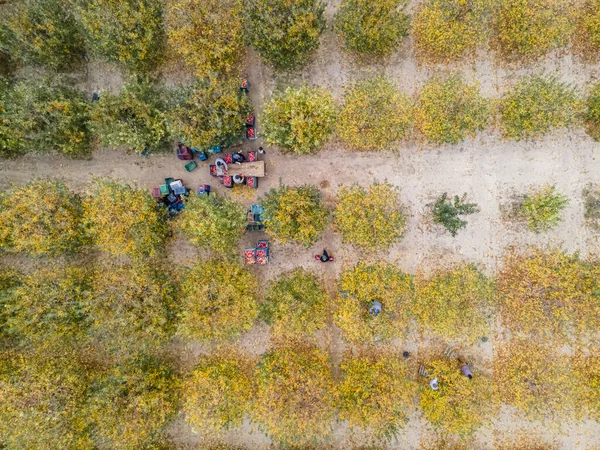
[179,260,258,341]
[260,184,329,246]
[168,77,250,150]
[335,0,410,56]
[244,0,326,69]
[263,85,337,154]
[0,78,92,158]
[78,0,165,73]
[0,0,86,70]
[0,179,86,255]
[90,78,169,154]
[431,192,480,236]
[179,193,246,255]
[261,268,328,338]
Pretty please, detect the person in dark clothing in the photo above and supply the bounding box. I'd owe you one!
[315,249,334,262]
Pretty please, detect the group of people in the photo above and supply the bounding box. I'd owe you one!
[429,360,473,391]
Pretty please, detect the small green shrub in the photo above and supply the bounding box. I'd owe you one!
[260,184,329,246]
[334,262,413,344]
[584,82,600,140]
[0,179,86,255]
[574,0,600,60]
[168,0,244,77]
[244,0,326,69]
[335,0,410,56]
[262,86,337,154]
[261,268,328,338]
[334,183,406,251]
[168,77,250,150]
[0,78,92,158]
[78,0,165,73]
[90,78,169,154]
[183,351,254,434]
[416,74,489,145]
[413,0,491,63]
[0,0,86,70]
[431,193,479,236]
[179,193,246,255]
[338,77,413,151]
[179,260,258,341]
[518,185,568,232]
[583,184,600,229]
[499,75,579,140]
[492,0,574,62]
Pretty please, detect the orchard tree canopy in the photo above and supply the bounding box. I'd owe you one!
[168,0,244,77]
[244,0,326,69]
[78,0,166,73]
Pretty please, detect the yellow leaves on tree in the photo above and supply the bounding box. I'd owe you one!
[413,0,492,63]
[494,339,574,420]
[338,350,416,438]
[90,263,177,358]
[262,86,337,154]
[183,351,254,435]
[497,249,600,341]
[253,345,336,447]
[83,179,169,258]
[84,355,179,450]
[334,183,406,251]
[416,74,490,145]
[338,77,413,151]
[179,193,246,256]
[167,0,244,77]
[179,260,258,342]
[413,264,493,345]
[78,0,165,73]
[0,179,86,255]
[492,0,574,62]
[335,262,413,344]
[574,0,600,60]
[261,268,329,339]
[572,351,600,420]
[419,355,494,435]
[260,184,329,247]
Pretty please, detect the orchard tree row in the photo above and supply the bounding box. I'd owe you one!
[4,72,600,159]
[0,76,250,158]
[0,253,598,447]
[2,179,593,259]
[2,0,600,75]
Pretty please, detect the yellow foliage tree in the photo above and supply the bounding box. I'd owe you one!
[178,193,246,255]
[413,0,492,63]
[179,260,258,342]
[494,339,574,420]
[574,0,600,60]
[573,351,600,420]
[338,77,413,151]
[419,355,494,435]
[334,183,406,251]
[413,264,493,345]
[0,344,94,449]
[253,345,336,447]
[261,184,329,247]
[167,0,244,77]
[492,0,574,62]
[338,350,417,438]
[0,179,86,255]
[84,355,180,449]
[183,351,254,434]
[83,179,170,258]
[497,249,600,341]
[335,262,413,344]
[90,263,177,358]
[261,268,329,339]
